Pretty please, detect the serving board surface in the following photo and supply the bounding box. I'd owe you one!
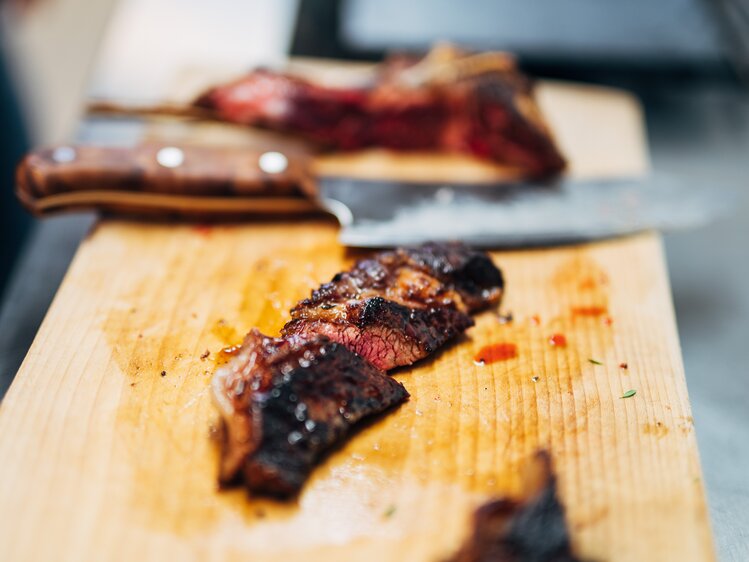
[0,79,713,561]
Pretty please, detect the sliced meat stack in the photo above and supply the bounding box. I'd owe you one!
[212,242,503,497]
[195,45,566,178]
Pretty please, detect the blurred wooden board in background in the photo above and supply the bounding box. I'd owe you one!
[0,78,713,561]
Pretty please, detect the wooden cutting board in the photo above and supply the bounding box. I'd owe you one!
[0,80,714,562]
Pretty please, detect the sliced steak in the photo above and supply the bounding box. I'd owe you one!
[212,243,502,497]
[447,452,580,562]
[282,242,502,370]
[284,296,474,371]
[212,329,408,497]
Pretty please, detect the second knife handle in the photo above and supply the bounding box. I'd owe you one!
[16,144,319,217]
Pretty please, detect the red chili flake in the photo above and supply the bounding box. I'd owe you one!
[530,314,541,325]
[619,362,629,369]
[549,333,567,347]
[603,316,614,326]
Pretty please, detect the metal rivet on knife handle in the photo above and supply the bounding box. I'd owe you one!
[52,146,77,163]
[258,151,289,175]
[156,147,185,168]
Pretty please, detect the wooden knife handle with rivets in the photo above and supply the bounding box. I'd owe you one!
[16,144,320,218]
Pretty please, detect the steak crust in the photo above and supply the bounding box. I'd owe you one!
[212,329,408,497]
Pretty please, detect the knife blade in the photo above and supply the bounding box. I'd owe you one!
[16,143,735,248]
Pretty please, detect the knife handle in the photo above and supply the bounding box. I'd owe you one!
[16,144,320,218]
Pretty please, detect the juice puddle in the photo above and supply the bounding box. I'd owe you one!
[474,343,518,365]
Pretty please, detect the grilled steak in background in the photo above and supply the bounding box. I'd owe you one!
[195,45,566,178]
[447,452,581,562]
[283,242,503,370]
[212,330,409,497]
[212,242,503,496]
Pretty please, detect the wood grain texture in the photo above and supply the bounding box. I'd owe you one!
[0,79,714,561]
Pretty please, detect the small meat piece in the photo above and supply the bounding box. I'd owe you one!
[212,329,408,497]
[447,452,580,562]
[283,242,502,370]
[195,46,565,178]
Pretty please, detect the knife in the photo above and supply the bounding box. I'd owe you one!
[16,143,734,248]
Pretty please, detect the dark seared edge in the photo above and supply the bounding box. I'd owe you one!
[212,330,408,497]
[446,452,582,562]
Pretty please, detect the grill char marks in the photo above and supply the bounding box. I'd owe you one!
[212,329,408,497]
[283,242,503,370]
[447,452,580,562]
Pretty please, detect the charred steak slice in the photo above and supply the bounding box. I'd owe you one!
[282,242,503,371]
[296,242,503,314]
[447,452,580,562]
[212,329,408,497]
